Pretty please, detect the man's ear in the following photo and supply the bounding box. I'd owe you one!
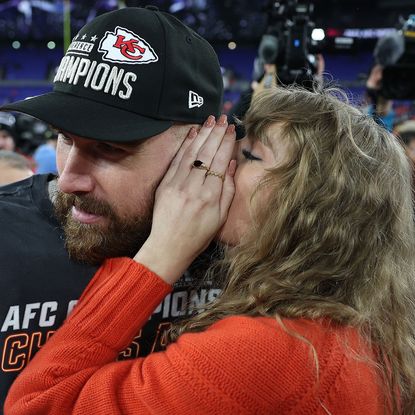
[172,123,199,145]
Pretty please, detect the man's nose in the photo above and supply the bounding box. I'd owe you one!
[58,148,95,195]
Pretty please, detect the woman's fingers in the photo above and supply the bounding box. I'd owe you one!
[203,124,236,194]
[184,115,230,187]
[172,115,218,183]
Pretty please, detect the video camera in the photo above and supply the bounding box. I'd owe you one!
[375,14,415,100]
[255,0,321,86]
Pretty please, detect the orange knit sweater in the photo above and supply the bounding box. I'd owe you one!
[5,258,387,415]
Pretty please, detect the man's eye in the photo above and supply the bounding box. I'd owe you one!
[242,149,261,161]
[97,143,126,155]
[98,143,114,152]
[58,133,72,144]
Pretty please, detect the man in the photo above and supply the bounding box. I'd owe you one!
[0,123,16,152]
[395,120,415,165]
[0,5,223,408]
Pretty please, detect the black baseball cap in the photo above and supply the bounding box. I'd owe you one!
[0,6,223,142]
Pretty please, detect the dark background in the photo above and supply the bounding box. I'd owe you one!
[0,0,414,112]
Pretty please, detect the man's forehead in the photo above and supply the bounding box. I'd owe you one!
[58,129,149,147]
[0,129,12,137]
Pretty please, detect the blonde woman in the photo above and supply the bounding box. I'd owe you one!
[6,87,415,415]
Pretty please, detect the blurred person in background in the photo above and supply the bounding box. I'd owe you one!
[0,124,16,152]
[0,151,33,186]
[0,6,223,410]
[395,120,415,165]
[365,64,395,132]
[33,129,58,174]
[6,86,415,415]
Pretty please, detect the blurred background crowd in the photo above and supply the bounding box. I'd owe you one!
[0,0,415,186]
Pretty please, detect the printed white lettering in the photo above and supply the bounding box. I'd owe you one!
[207,289,221,302]
[67,300,78,317]
[188,289,207,313]
[1,306,20,332]
[1,300,77,332]
[151,288,222,319]
[39,302,58,327]
[22,303,41,329]
[162,294,171,319]
[171,292,188,317]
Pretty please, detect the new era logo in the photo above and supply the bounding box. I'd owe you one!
[188,90,204,108]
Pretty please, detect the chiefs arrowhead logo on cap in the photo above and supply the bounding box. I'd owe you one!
[98,26,159,65]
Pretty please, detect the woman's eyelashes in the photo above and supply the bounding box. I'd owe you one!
[242,148,262,161]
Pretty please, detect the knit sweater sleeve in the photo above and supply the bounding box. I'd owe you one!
[4,258,298,415]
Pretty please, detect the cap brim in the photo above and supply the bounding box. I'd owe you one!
[0,92,173,142]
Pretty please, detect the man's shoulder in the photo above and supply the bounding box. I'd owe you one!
[0,174,49,208]
[0,174,57,232]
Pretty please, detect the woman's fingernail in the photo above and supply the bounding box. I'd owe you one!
[188,127,197,139]
[228,159,237,176]
[226,124,235,134]
[217,114,228,126]
[204,115,216,128]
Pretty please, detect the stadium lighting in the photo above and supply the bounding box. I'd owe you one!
[312,28,325,41]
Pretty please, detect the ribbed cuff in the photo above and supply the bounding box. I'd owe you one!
[66,257,172,350]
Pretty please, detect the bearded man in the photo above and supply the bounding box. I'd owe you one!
[0,6,223,409]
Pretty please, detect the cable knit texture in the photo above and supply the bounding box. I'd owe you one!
[5,258,387,414]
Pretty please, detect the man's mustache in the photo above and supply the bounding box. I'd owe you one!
[60,193,115,218]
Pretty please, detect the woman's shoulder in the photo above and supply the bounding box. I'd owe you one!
[204,314,360,348]
[176,314,364,373]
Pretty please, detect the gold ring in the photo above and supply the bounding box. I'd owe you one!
[192,160,209,171]
[205,170,225,182]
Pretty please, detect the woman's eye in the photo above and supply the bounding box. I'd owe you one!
[242,149,261,161]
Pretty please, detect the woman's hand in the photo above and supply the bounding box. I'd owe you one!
[134,115,236,284]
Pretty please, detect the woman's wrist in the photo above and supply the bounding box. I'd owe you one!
[133,239,193,285]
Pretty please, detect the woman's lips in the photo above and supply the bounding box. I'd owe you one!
[71,205,103,224]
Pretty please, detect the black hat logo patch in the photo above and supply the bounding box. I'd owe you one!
[98,26,159,65]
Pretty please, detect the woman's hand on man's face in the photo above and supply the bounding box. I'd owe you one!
[134,115,236,285]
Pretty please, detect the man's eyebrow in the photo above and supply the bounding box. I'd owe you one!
[108,140,146,149]
[54,128,147,149]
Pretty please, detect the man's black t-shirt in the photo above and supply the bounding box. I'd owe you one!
[0,174,221,410]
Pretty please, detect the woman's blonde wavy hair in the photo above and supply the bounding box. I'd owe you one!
[172,86,415,414]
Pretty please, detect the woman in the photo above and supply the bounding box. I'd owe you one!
[5,87,415,414]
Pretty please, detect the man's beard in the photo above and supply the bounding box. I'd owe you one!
[53,191,153,265]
